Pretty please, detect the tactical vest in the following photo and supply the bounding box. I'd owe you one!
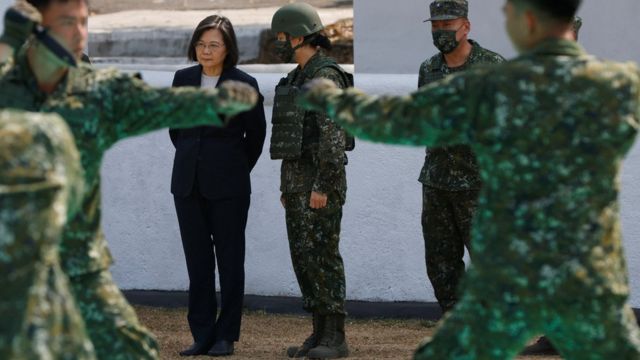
[270,56,354,160]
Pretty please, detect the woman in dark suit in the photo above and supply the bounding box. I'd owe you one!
[170,15,266,357]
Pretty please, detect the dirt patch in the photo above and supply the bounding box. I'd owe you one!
[135,306,561,360]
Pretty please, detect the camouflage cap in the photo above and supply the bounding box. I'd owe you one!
[424,0,469,22]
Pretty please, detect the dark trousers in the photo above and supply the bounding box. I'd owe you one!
[421,186,478,313]
[174,188,249,344]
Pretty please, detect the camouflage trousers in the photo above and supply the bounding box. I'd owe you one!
[421,186,478,313]
[70,270,159,360]
[414,275,640,360]
[0,260,96,360]
[284,192,346,315]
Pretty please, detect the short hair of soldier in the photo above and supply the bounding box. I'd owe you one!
[509,0,581,22]
[187,15,239,69]
[27,0,89,11]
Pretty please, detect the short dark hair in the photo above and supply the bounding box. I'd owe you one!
[510,0,581,22]
[27,0,89,11]
[187,15,239,69]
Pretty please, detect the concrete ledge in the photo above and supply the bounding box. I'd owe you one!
[124,290,443,320]
[124,290,640,325]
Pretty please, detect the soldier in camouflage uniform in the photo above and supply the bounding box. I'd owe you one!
[519,12,585,357]
[418,0,505,313]
[0,110,95,359]
[300,0,640,358]
[270,3,352,359]
[0,1,257,359]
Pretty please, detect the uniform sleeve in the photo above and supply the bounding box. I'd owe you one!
[311,67,347,195]
[306,70,484,148]
[242,78,266,171]
[102,72,226,143]
[418,60,428,88]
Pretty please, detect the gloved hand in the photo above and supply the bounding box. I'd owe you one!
[0,1,41,51]
[214,80,258,116]
[298,78,340,112]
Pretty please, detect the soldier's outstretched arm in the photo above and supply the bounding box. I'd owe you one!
[299,74,480,147]
[0,1,42,65]
[103,73,258,142]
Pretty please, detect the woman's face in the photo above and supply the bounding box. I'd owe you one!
[195,28,228,69]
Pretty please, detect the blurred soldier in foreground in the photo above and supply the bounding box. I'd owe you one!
[520,12,585,357]
[0,0,257,359]
[418,0,505,314]
[300,0,640,358]
[0,110,95,359]
[270,3,353,359]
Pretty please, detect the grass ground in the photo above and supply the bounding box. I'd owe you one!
[135,306,561,360]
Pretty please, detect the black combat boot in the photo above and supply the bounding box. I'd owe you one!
[287,313,324,358]
[307,314,349,359]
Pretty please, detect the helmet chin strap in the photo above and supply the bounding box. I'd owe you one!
[33,25,77,67]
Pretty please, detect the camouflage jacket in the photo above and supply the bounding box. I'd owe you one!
[0,54,227,277]
[303,39,640,299]
[418,40,505,190]
[278,52,347,198]
[0,110,94,359]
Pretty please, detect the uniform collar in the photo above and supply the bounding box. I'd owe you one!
[438,39,480,73]
[523,38,585,58]
[14,51,72,100]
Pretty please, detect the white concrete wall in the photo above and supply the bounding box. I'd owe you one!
[102,67,435,303]
[101,66,640,306]
[104,0,640,307]
[0,0,10,30]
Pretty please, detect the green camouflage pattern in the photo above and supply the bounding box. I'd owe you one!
[418,40,505,190]
[300,39,640,359]
[0,110,95,360]
[70,271,158,360]
[0,53,255,359]
[422,186,477,313]
[275,52,348,315]
[426,0,468,21]
[283,192,346,315]
[277,52,348,197]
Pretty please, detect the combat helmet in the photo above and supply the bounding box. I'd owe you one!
[271,3,324,37]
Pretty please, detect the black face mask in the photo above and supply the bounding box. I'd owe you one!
[273,35,307,63]
[274,38,295,63]
[431,25,463,54]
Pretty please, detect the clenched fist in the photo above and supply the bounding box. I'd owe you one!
[0,1,42,51]
[214,80,258,116]
[298,78,340,112]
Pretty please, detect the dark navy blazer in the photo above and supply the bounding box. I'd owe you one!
[169,65,266,199]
